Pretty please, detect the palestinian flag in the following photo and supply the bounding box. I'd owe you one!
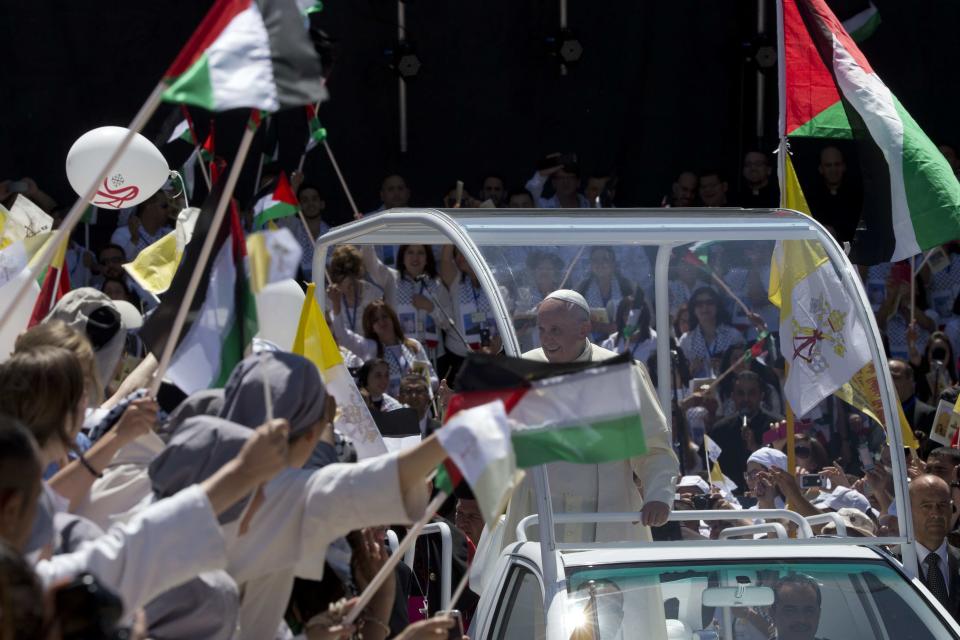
[140,182,258,394]
[434,400,519,525]
[445,352,647,469]
[830,0,880,43]
[161,0,327,112]
[304,104,327,153]
[253,172,298,228]
[27,238,70,327]
[783,0,960,264]
[167,119,195,146]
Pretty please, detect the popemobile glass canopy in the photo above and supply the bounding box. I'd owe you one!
[314,207,914,550]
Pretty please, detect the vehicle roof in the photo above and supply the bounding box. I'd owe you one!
[505,541,886,570]
[325,207,824,246]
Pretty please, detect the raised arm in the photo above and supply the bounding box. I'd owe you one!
[439,245,459,288]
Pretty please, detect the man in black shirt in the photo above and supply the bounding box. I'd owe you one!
[710,371,783,493]
[807,146,862,242]
[738,151,779,208]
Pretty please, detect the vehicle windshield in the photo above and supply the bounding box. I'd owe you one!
[479,238,893,524]
[320,217,907,544]
[565,560,953,640]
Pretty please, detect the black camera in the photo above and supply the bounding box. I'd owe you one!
[55,573,129,640]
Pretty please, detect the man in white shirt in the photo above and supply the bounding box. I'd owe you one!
[110,191,175,261]
[907,474,960,619]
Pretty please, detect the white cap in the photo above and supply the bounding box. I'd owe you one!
[543,289,590,314]
[677,475,711,495]
[747,447,789,472]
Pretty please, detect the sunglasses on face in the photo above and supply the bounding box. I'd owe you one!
[795,446,811,458]
[693,299,716,307]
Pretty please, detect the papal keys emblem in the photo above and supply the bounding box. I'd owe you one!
[791,293,849,374]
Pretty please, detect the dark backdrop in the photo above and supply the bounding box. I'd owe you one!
[3,1,959,226]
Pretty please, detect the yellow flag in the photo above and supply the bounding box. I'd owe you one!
[896,400,921,450]
[292,283,343,371]
[246,233,269,294]
[768,153,821,309]
[123,231,180,295]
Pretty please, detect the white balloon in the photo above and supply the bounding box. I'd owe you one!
[255,279,306,351]
[65,126,170,210]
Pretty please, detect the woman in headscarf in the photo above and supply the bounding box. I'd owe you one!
[334,300,438,398]
[149,351,448,640]
[363,243,451,360]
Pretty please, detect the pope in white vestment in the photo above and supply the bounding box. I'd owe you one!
[502,289,679,545]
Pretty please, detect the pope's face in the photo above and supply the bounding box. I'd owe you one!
[537,298,589,363]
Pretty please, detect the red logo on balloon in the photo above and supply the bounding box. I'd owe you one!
[94,175,139,209]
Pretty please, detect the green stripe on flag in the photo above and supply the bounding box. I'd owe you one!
[253,201,298,229]
[434,464,455,495]
[894,97,960,251]
[511,414,646,468]
[789,100,853,139]
[162,53,216,111]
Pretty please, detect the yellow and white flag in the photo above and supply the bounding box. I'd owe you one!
[770,155,871,417]
[292,283,387,459]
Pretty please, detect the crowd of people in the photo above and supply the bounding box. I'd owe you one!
[5,139,960,637]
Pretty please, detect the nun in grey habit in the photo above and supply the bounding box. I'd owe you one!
[149,351,430,640]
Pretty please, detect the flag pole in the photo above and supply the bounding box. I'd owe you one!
[322,139,362,220]
[149,121,257,395]
[181,106,212,190]
[910,258,916,324]
[342,492,447,626]
[0,82,166,333]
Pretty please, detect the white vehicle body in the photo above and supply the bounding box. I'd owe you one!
[315,208,945,637]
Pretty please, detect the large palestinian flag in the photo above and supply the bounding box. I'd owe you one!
[140,182,258,394]
[162,0,327,112]
[783,0,960,264]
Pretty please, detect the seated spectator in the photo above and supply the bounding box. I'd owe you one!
[601,294,656,366]
[712,371,784,493]
[878,267,937,361]
[585,171,617,208]
[662,171,698,207]
[888,358,936,444]
[716,344,784,418]
[575,246,635,341]
[668,253,712,318]
[398,374,438,437]
[480,174,507,207]
[737,151,778,208]
[698,169,729,207]
[525,155,590,208]
[678,287,745,378]
[100,277,138,306]
[110,190,175,260]
[792,432,830,475]
[507,189,535,208]
[357,359,403,413]
[910,331,956,405]
[334,300,437,398]
[327,244,383,335]
[820,507,876,537]
[285,178,330,281]
[746,448,789,509]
